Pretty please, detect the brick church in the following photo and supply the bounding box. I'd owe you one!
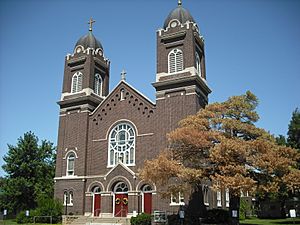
[54,1,228,218]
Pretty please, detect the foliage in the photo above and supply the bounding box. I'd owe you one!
[287,108,300,150]
[275,135,287,146]
[16,210,36,224]
[15,197,62,224]
[0,131,56,214]
[239,198,251,220]
[140,91,300,224]
[130,213,151,225]
[202,209,230,224]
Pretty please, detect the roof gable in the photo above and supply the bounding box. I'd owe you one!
[90,80,156,117]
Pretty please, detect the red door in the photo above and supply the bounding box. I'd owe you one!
[94,194,101,216]
[144,193,152,214]
[115,194,128,217]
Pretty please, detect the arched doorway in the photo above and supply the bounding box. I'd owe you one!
[92,186,101,216]
[114,181,128,217]
[141,184,152,214]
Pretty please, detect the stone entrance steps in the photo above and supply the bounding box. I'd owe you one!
[65,216,131,225]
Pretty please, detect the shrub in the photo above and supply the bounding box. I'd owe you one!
[16,210,37,224]
[240,198,251,220]
[131,213,151,225]
[16,197,62,224]
[35,197,63,223]
[203,209,229,224]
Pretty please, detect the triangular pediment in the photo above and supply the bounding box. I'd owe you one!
[90,80,156,119]
[104,163,136,181]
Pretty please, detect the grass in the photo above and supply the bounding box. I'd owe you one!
[240,217,300,225]
[0,220,61,225]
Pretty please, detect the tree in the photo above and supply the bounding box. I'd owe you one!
[0,132,56,214]
[287,108,300,150]
[141,91,300,225]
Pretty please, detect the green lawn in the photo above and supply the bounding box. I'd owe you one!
[0,220,61,225]
[240,217,300,225]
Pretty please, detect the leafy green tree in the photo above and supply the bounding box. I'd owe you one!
[0,132,56,214]
[287,108,300,150]
[276,135,287,146]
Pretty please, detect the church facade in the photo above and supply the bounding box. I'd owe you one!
[54,2,228,217]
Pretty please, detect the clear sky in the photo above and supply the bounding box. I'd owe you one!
[0,0,299,177]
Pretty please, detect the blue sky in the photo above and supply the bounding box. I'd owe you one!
[0,0,299,177]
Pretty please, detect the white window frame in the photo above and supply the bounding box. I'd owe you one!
[71,71,83,93]
[64,191,74,206]
[170,192,185,206]
[195,52,202,77]
[94,74,103,96]
[217,190,222,207]
[203,185,209,206]
[67,153,75,176]
[168,49,183,73]
[225,188,230,207]
[108,123,136,167]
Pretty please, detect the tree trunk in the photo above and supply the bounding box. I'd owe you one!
[229,194,240,225]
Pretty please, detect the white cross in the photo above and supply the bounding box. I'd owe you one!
[121,69,126,81]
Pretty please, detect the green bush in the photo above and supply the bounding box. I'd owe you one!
[16,197,62,224]
[131,213,151,225]
[240,198,251,220]
[35,197,63,223]
[203,209,229,224]
[16,210,37,223]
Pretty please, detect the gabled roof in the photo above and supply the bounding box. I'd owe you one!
[90,80,156,116]
[104,162,136,180]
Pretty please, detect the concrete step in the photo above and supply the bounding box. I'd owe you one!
[64,216,131,225]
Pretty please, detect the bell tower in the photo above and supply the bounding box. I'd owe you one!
[59,18,110,112]
[153,1,211,146]
[55,19,110,203]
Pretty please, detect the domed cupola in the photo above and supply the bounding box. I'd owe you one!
[163,0,195,29]
[75,31,103,50]
[74,18,103,51]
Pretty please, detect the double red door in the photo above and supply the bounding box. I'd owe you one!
[144,193,152,214]
[94,194,101,216]
[115,194,128,217]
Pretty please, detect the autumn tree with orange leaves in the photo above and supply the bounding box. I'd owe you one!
[140,91,300,225]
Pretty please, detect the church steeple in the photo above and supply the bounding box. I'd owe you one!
[153,2,211,108]
[59,20,110,112]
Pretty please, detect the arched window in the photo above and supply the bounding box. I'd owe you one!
[71,72,83,93]
[64,190,74,206]
[67,153,75,176]
[168,49,183,73]
[108,123,135,167]
[142,184,152,192]
[114,182,129,193]
[94,74,102,96]
[196,52,202,77]
[92,186,101,193]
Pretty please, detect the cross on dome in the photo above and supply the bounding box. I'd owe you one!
[178,0,182,6]
[88,17,96,31]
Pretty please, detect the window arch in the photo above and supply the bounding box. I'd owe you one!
[141,184,152,192]
[64,190,73,206]
[67,153,75,176]
[92,186,101,193]
[196,52,202,77]
[71,71,83,93]
[168,49,183,73]
[108,123,135,167]
[94,74,103,96]
[114,182,129,193]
